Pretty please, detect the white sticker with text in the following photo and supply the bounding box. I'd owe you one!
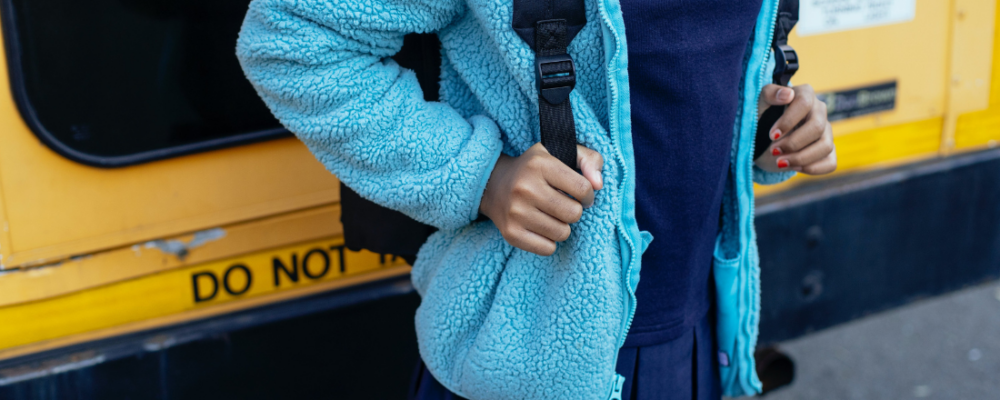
[798,0,916,36]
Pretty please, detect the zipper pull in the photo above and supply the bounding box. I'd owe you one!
[608,374,626,400]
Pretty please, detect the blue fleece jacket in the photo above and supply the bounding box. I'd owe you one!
[236,0,793,398]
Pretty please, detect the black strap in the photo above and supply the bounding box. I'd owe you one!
[772,0,800,87]
[754,0,800,161]
[513,0,586,169]
[773,0,799,47]
[511,0,587,50]
[535,20,578,168]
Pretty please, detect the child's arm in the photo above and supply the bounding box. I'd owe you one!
[237,0,503,230]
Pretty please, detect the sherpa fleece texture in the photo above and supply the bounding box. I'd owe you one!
[236,0,791,398]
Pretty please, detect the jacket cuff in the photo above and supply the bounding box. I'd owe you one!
[753,166,796,185]
[467,137,504,222]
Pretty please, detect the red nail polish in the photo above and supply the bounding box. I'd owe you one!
[772,148,782,156]
[772,130,782,140]
[777,160,789,169]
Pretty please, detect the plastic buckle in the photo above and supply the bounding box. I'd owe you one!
[535,53,576,105]
[772,43,798,86]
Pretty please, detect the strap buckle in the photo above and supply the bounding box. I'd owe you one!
[535,53,576,105]
[772,43,798,86]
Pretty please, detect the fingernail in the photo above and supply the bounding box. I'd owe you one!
[777,159,789,169]
[771,148,782,156]
[771,129,782,140]
[777,88,793,102]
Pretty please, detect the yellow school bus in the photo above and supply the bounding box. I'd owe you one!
[0,0,997,398]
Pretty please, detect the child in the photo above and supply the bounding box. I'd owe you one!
[237,0,834,398]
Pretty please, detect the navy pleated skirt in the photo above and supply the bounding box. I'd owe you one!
[408,311,721,400]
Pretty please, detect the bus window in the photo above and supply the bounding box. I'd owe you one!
[1,0,286,167]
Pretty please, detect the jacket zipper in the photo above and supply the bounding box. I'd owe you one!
[732,0,780,393]
[597,7,637,350]
[595,0,781,395]
[595,0,638,397]
[747,0,781,225]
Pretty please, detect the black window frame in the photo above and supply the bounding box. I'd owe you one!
[0,0,290,168]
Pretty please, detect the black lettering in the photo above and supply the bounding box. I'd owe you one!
[302,248,331,279]
[223,264,253,296]
[272,253,299,286]
[329,245,347,273]
[192,271,219,303]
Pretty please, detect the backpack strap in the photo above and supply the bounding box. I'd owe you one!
[772,0,800,86]
[512,0,587,168]
[754,0,800,161]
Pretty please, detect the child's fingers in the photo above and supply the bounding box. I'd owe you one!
[576,145,604,191]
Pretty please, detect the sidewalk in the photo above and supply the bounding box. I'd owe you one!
[761,281,1000,400]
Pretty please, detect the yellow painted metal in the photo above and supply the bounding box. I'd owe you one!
[0,6,379,363]
[954,2,1000,150]
[942,0,997,153]
[791,0,951,137]
[757,0,999,195]
[754,0,951,195]
[755,117,944,196]
[0,38,341,267]
[0,204,343,308]
[0,135,339,268]
[0,0,997,364]
[947,1,997,115]
[0,235,409,359]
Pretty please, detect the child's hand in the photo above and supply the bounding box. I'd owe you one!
[755,84,837,175]
[479,143,604,256]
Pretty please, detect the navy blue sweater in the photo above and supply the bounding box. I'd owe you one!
[622,0,763,347]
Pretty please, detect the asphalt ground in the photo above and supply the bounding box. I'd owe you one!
[758,281,1000,400]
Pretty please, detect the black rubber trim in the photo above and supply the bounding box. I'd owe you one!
[0,274,414,376]
[756,147,1000,215]
[755,146,1000,344]
[0,0,291,169]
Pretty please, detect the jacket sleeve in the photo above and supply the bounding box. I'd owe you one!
[236,0,503,230]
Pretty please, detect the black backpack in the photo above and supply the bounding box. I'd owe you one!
[340,0,799,264]
[339,33,442,266]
